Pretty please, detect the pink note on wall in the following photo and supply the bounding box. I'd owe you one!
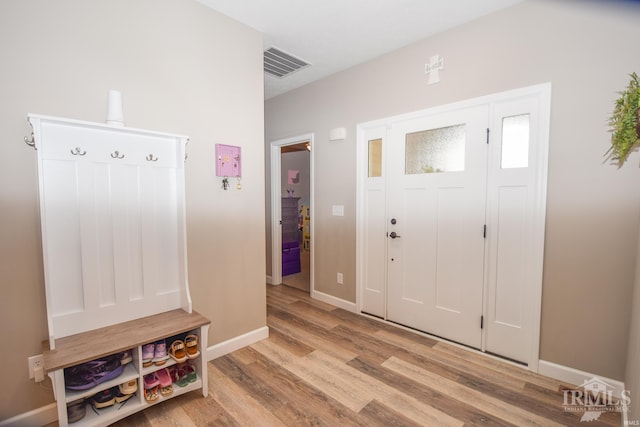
[215,144,241,177]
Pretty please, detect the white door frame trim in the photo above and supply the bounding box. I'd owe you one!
[269,133,314,292]
[355,83,551,371]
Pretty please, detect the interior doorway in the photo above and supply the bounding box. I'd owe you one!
[270,133,314,294]
[281,142,311,291]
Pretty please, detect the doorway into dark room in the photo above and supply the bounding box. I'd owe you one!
[280,142,311,291]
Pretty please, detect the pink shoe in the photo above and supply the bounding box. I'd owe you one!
[143,372,159,389]
[156,368,172,387]
[157,369,173,397]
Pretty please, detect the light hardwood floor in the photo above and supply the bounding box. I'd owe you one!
[282,249,310,292]
[105,284,621,426]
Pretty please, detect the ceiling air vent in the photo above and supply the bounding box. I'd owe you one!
[264,47,310,78]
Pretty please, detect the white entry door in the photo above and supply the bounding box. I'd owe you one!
[483,95,548,364]
[386,105,489,349]
[358,84,550,366]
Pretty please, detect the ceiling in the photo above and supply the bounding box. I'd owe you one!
[196,0,524,99]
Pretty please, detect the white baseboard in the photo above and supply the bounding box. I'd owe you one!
[206,326,269,361]
[311,290,357,313]
[266,275,273,285]
[538,359,625,398]
[0,402,57,427]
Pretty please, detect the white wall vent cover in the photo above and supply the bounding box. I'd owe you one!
[264,47,310,78]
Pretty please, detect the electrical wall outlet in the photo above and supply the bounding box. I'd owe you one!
[28,354,44,382]
[337,272,343,284]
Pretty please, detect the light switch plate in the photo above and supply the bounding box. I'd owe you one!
[329,127,347,141]
[332,205,344,216]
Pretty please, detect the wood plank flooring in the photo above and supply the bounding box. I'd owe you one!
[282,249,310,292]
[111,284,621,426]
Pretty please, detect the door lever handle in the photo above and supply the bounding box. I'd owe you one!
[389,231,401,239]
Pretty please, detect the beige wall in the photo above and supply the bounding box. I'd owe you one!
[265,0,640,381]
[0,0,265,420]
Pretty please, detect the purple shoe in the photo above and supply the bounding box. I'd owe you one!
[142,342,155,367]
[64,355,125,391]
[153,340,169,366]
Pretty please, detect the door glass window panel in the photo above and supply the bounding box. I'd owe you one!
[501,114,529,168]
[405,124,465,174]
[368,138,382,177]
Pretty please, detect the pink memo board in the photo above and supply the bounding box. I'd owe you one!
[215,144,241,177]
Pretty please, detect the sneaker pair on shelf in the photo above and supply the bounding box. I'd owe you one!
[67,379,137,422]
[143,368,173,402]
[142,339,169,367]
[64,354,124,391]
[89,379,137,410]
[168,361,197,388]
[119,349,133,366]
[66,398,85,424]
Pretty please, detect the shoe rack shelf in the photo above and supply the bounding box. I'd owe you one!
[44,309,210,426]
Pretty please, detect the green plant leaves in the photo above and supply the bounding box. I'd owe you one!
[607,72,640,167]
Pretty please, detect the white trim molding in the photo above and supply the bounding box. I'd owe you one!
[0,403,57,427]
[269,133,315,289]
[312,290,357,313]
[206,326,269,361]
[538,359,626,398]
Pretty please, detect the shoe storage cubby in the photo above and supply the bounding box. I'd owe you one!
[44,310,209,426]
[28,114,210,426]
